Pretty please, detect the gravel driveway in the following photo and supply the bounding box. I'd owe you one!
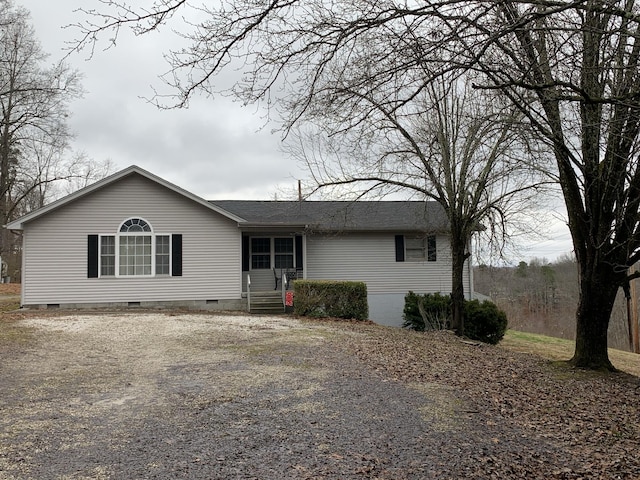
[0,312,623,479]
[0,313,461,479]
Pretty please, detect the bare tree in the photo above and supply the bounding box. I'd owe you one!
[12,143,116,216]
[289,71,550,334]
[0,1,114,280]
[477,2,640,370]
[0,2,78,223]
[71,0,640,370]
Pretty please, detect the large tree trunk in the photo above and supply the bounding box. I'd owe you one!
[0,120,11,258]
[450,236,468,336]
[571,260,619,370]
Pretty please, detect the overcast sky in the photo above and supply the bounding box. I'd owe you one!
[18,0,573,263]
[20,0,305,201]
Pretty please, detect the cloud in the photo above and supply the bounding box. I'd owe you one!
[19,0,573,260]
[21,0,304,201]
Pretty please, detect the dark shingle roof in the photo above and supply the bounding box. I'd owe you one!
[210,200,449,232]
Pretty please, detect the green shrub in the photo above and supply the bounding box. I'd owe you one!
[293,280,368,320]
[463,299,508,345]
[403,292,508,344]
[402,292,451,331]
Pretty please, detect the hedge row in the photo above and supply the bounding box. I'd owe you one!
[293,280,368,320]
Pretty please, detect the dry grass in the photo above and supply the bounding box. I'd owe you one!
[0,284,20,314]
[0,301,20,313]
[500,329,640,377]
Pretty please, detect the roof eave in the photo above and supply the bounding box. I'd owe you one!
[237,225,452,234]
[239,223,309,230]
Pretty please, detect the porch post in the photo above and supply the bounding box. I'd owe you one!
[302,234,307,279]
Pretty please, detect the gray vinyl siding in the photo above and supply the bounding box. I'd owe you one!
[305,233,472,295]
[21,174,241,305]
[243,269,276,292]
[305,233,472,325]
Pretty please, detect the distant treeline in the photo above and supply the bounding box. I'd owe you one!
[474,256,632,351]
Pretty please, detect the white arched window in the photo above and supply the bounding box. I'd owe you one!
[118,218,153,276]
[96,218,172,277]
[120,218,152,233]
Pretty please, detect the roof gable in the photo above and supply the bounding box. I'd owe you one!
[6,165,246,230]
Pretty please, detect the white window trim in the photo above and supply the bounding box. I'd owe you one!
[273,236,295,269]
[405,235,437,262]
[154,235,172,276]
[249,236,297,270]
[250,237,272,270]
[98,217,172,278]
[98,235,116,277]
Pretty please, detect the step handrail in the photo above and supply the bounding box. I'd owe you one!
[247,273,251,312]
[281,272,287,311]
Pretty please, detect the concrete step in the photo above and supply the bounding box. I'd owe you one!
[249,291,284,314]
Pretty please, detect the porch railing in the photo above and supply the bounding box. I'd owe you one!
[247,273,251,312]
[281,272,288,310]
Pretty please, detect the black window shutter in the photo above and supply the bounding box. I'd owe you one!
[88,235,99,278]
[427,235,437,262]
[395,235,405,262]
[242,236,250,271]
[172,234,183,276]
[295,235,303,268]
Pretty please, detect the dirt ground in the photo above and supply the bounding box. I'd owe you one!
[0,309,639,479]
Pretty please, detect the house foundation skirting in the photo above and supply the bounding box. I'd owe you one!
[22,298,247,312]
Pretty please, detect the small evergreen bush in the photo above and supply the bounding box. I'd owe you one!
[403,292,508,344]
[463,299,508,345]
[294,280,368,320]
[402,292,451,331]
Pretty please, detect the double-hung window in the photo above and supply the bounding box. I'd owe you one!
[155,235,170,275]
[117,218,153,276]
[100,236,115,276]
[249,236,296,269]
[405,237,427,261]
[251,238,271,269]
[274,238,294,268]
[396,234,437,262]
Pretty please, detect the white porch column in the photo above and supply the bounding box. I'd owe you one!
[302,234,307,279]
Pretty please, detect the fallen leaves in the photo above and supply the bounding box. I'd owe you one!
[0,283,20,296]
[333,324,640,479]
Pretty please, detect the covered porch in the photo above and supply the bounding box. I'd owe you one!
[241,232,306,293]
